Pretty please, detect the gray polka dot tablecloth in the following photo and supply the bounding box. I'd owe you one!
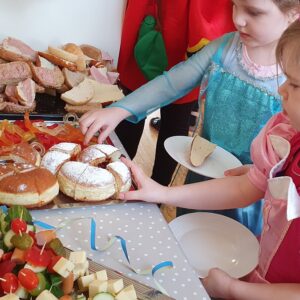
[31,203,210,300]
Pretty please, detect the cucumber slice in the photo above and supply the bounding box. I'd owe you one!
[93,293,114,300]
[3,229,15,249]
[26,224,36,233]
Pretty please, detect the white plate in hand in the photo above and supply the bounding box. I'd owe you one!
[169,212,259,278]
[164,136,242,178]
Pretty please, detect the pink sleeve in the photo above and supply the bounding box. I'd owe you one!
[247,165,268,192]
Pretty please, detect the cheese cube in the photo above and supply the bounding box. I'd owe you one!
[107,279,124,294]
[73,260,89,280]
[36,290,58,300]
[115,285,137,300]
[53,257,75,278]
[15,285,29,299]
[78,273,96,291]
[95,270,108,281]
[89,279,108,298]
[69,251,87,268]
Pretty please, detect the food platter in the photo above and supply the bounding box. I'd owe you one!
[64,248,174,300]
[0,118,133,210]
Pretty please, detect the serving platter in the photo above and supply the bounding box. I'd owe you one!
[0,117,134,210]
[65,248,174,300]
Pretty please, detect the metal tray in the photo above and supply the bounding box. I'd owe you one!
[1,118,132,210]
[65,248,174,300]
[0,93,65,121]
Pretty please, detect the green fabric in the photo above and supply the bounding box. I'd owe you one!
[134,15,168,80]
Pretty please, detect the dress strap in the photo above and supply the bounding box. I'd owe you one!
[212,32,234,65]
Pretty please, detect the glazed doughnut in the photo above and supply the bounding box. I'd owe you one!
[0,163,59,207]
[0,143,41,166]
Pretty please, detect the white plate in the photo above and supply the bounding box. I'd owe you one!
[169,212,259,278]
[164,136,242,178]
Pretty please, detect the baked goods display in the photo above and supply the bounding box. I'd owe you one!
[190,135,216,167]
[0,37,124,115]
[0,205,138,299]
[42,142,131,202]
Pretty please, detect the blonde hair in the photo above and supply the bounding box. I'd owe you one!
[276,20,300,70]
[273,0,300,12]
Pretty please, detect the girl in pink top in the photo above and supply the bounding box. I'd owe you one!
[119,20,300,299]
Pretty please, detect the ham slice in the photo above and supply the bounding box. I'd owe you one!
[31,63,64,89]
[0,61,32,85]
[0,37,37,62]
[90,66,111,84]
[4,85,18,103]
[16,78,36,106]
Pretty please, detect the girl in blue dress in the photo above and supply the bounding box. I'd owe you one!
[80,0,300,235]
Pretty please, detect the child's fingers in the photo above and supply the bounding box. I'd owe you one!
[97,126,111,144]
[120,157,146,185]
[224,165,251,176]
[119,190,142,201]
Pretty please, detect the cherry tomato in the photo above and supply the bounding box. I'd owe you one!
[18,268,39,291]
[25,245,51,267]
[1,273,18,293]
[47,256,62,273]
[1,252,13,261]
[0,260,16,278]
[11,218,27,234]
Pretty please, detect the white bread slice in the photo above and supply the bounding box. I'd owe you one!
[38,51,77,71]
[61,78,94,105]
[87,79,124,104]
[48,46,78,63]
[64,103,102,114]
[190,135,216,167]
[36,55,55,70]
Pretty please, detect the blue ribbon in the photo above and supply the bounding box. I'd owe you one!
[35,216,173,295]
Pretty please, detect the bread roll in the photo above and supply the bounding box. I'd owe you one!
[48,46,78,63]
[63,43,84,56]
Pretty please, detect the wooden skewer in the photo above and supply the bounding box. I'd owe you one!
[0,277,6,282]
[40,241,47,255]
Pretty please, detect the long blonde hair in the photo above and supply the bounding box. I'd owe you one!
[273,0,300,12]
[276,20,300,70]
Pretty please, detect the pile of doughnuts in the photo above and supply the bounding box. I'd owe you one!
[41,142,131,201]
[0,143,59,207]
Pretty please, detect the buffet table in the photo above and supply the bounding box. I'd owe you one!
[31,202,210,300]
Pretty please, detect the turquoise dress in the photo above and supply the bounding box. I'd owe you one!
[179,33,283,235]
[110,32,284,235]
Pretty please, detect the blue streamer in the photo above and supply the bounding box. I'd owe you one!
[34,217,173,295]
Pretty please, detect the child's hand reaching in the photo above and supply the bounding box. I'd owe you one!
[119,157,168,203]
[79,107,131,145]
[202,268,236,299]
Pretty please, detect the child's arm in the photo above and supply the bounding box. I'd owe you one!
[79,107,131,144]
[119,158,264,210]
[203,268,300,300]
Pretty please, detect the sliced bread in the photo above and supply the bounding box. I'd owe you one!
[61,78,94,105]
[190,135,216,167]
